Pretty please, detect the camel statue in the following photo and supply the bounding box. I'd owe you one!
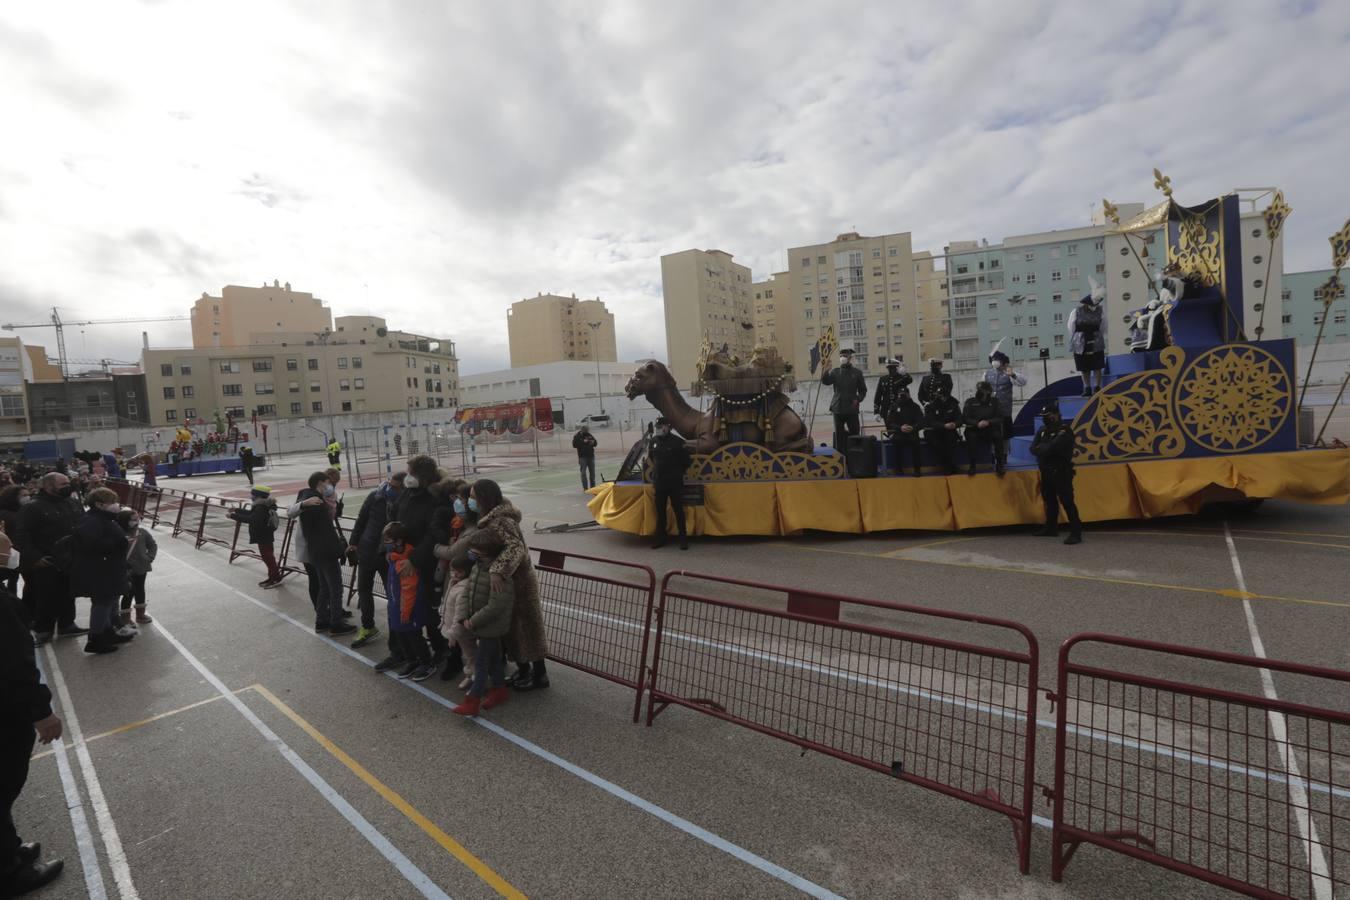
[624,360,811,454]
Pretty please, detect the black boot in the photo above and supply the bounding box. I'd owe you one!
[514,659,550,692]
[83,634,118,654]
[1033,525,1058,537]
[1063,530,1083,545]
[3,859,65,896]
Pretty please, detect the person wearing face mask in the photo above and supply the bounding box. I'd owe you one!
[962,381,1004,476]
[917,358,954,405]
[116,509,157,629]
[1031,399,1082,545]
[295,472,356,636]
[647,417,692,550]
[70,488,133,654]
[16,473,87,643]
[390,456,454,674]
[230,484,284,587]
[984,343,1026,459]
[347,473,404,649]
[572,423,598,491]
[883,387,925,477]
[923,381,963,476]
[0,486,27,597]
[821,348,868,452]
[872,358,913,426]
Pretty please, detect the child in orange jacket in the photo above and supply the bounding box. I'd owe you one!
[382,522,435,681]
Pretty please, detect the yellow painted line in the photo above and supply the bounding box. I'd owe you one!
[1095,529,1350,551]
[882,536,974,557]
[250,684,525,899]
[31,689,251,761]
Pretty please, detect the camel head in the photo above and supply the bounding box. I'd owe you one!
[625,360,676,400]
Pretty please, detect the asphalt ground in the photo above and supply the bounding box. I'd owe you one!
[15,449,1350,898]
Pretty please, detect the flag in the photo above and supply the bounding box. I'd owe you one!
[811,325,837,375]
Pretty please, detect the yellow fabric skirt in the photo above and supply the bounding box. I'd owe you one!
[586,449,1350,536]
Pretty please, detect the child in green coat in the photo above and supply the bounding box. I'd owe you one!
[451,531,515,717]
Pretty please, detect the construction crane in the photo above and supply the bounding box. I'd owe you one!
[2,306,189,378]
[61,358,139,374]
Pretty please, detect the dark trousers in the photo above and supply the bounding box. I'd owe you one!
[653,483,686,540]
[242,466,254,485]
[832,413,860,451]
[929,427,959,474]
[579,456,596,490]
[258,543,282,581]
[1040,466,1082,531]
[418,563,449,657]
[2,719,37,869]
[393,629,430,663]
[356,559,383,630]
[964,425,1002,470]
[29,567,75,634]
[310,559,344,627]
[120,572,147,610]
[889,433,921,474]
[468,638,505,698]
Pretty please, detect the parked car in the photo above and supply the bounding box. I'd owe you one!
[577,413,612,429]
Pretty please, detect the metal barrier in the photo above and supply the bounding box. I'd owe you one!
[647,571,1040,873]
[170,492,208,539]
[195,496,245,551]
[531,548,656,723]
[1051,633,1350,898]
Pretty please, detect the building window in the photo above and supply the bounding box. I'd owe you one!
[162,387,175,399]
[254,383,274,395]
[1095,263,1106,274]
[256,404,276,416]
[252,360,272,372]
[1012,274,1021,283]
[1053,312,1064,324]
[160,363,173,377]
[183,407,196,419]
[1013,338,1024,348]
[224,406,244,418]
[1028,315,1038,326]
[990,259,1000,269]
[289,381,300,393]
[1067,244,1078,256]
[1093,240,1104,251]
[801,257,810,267]
[872,249,881,258]
[817,255,826,264]
[337,357,348,368]
[341,401,352,412]
[1054,334,1065,347]
[222,384,243,396]
[352,356,362,369]
[1337,312,1348,324]
[219,361,240,373]
[287,358,299,371]
[1051,270,1062,282]
[888,247,897,256]
[339,379,350,391]
[180,386,193,398]
[988,301,998,310]
[354,378,365,389]
[1068,267,1079,280]
[165,409,177,422]
[1028,337,1039,349]
[290,402,302,415]
[180,365,192,376]
[1026,273,1037,285]
[1024,252,1035,261]
[312,402,323,414]
[307,359,319,371]
[1120,247,1130,256]
[309,381,321,393]
[1253,279,1264,289]
[1121,270,1131,278]
[1281,314,1292,324]
[1052,293,1063,303]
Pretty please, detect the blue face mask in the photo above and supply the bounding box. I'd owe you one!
[323,485,335,497]
[467,498,479,513]
[384,541,397,553]
[453,498,466,515]
[467,549,480,562]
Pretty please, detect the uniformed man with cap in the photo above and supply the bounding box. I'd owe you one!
[962,380,1003,476]
[917,358,953,405]
[872,358,912,425]
[923,380,962,476]
[884,386,925,476]
[1031,399,1082,544]
[648,417,692,550]
[821,348,868,452]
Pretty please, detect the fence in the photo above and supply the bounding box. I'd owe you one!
[647,571,1040,873]
[532,548,656,723]
[1051,633,1350,898]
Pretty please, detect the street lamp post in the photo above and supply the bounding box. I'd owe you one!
[588,321,605,414]
[315,330,337,443]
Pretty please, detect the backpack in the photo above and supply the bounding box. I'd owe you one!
[267,506,279,532]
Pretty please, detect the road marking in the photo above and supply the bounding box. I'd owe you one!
[33,652,107,900]
[44,645,139,900]
[1095,528,1350,551]
[881,536,973,556]
[150,618,452,900]
[1224,522,1332,900]
[30,691,246,761]
[157,547,845,899]
[251,684,524,899]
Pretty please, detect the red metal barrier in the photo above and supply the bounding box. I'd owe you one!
[530,548,656,723]
[1051,633,1350,898]
[647,570,1040,873]
[195,496,244,550]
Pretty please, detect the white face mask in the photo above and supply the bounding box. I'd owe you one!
[3,547,18,570]
[99,502,120,513]
[128,520,140,530]
[993,360,1005,370]
[19,495,32,505]
[404,475,419,489]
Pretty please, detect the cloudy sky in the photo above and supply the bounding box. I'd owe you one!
[2,0,1346,375]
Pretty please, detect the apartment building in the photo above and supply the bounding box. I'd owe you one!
[913,250,950,363]
[0,337,32,441]
[660,249,754,388]
[26,371,149,434]
[507,294,618,367]
[1282,269,1348,345]
[751,272,798,360]
[191,282,331,349]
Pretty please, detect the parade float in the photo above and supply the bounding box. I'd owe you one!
[589,175,1350,536]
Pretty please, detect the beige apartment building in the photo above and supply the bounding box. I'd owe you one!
[507,294,617,367]
[913,250,950,363]
[751,272,799,360]
[660,249,754,388]
[784,231,919,377]
[143,284,457,427]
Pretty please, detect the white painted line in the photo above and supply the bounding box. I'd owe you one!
[1224,522,1332,900]
[157,547,845,899]
[44,645,139,900]
[147,617,451,899]
[33,652,108,900]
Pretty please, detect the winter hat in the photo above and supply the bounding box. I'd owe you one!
[251,484,272,497]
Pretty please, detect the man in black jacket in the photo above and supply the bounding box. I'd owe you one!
[297,472,356,636]
[821,349,868,452]
[572,425,598,490]
[884,387,925,477]
[1,538,66,896]
[348,474,404,649]
[1031,400,1082,544]
[392,456,451,666]
[923,382,962,476]
[962,381,1004,476]
[917,358,954,405]
[872,358,912,425]
[648,418,692,550]
[15,473,86,644]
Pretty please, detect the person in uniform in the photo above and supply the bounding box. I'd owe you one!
[884,386,925,476]
[1031,399,1082,545]
[962,381,1003,476]
[326,438,342,468]
[648,417,692,550]
[820,349,868,452]
[923,382,962,476]
[917,358,953,404]
[984,342,1026,459]
[872,358,912,426]
[1067,285,1106,397]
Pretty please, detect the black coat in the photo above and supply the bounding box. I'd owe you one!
[917,371,954,404]
[1,588,52,722]
[963,397,1001,433]
[298,489,345,563]
[230,499,278,545]
[1032,424,1076,471]
[351,488,394,566]
[648,433,692,487]
[393,487,440,571]
[16,490,79,559]
[572,431,597,458]
[885,399,925,434]
[873,372,913,419]
[70,508,128,597]
[822,365,868,415]
[924,395,963,429]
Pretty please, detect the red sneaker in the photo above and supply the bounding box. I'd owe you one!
[482,687,510,710]
[451,696,481,717]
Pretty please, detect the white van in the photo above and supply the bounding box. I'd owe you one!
[577,413,612,429]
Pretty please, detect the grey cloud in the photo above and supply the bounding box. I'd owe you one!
[0,20,118,111]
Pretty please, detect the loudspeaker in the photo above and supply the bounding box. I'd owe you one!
[846,435,878,479]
